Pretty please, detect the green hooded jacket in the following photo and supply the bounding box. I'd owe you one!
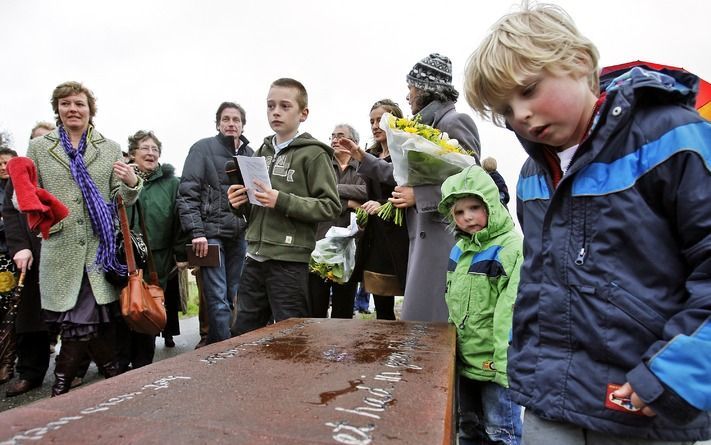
[439,166,523,387]
[244,133,341,263]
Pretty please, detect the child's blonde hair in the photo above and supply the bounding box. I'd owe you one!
[464,2,599,126]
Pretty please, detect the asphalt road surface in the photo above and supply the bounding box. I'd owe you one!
[0,316,200,412]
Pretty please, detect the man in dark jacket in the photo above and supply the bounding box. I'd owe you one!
[178,102,253,344]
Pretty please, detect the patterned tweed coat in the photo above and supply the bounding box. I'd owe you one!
[26,128,142,312]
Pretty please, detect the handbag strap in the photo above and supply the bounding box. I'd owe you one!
[116,196,160,286]
[134,200,160,286]
[116,195,138,273]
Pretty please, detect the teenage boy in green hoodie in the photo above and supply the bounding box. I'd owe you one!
[228,78,341,336]
[439,165,523,445]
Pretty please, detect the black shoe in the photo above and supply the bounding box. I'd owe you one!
[164,336,175,348]
[6,379,42,397]
[358,309,371,314]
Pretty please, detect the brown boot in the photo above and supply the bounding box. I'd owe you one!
[51,340,88,397]
[88,327,121,379]
[0,326,17,384]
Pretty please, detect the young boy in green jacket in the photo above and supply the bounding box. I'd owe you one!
[439,165,523,445]
[228,78,341,336]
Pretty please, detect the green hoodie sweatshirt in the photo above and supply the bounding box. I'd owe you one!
[439,166,523,387]
[244,133,341,263]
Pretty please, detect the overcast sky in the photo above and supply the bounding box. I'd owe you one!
[1,0,709,220]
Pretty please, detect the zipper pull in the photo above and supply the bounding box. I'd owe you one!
[459,314,469,329]
[575,247,586,266]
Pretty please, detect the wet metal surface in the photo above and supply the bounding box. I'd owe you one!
[0,318,456,444]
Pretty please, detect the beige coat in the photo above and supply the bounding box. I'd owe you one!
[27,128,142,312]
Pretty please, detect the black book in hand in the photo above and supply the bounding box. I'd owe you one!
[186,244,221,267]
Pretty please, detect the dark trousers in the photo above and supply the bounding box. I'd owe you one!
[196,269,209,344]
[373,294,396,320]
[115,319,155,371]
[15,330,50,383]
[162,274,180,337]
[308,274,357,319]
[231,258,309,336]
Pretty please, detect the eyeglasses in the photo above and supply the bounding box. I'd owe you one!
[137,146,160,154]
[329,133,351,141]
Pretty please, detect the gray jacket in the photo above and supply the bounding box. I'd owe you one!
[178,133,253,240]
[400,100,481,322]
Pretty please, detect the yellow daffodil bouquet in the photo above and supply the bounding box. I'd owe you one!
[376,112,478,225]
[309,214,359,284]
[383,112,478,185]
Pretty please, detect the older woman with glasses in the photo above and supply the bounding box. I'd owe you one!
[307,124,366,318]
[116,130,186,371]
[25,81,142,396]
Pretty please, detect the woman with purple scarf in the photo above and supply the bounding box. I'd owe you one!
[25,81,142,396]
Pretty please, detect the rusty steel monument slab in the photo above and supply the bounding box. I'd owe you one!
[0,318,456,444]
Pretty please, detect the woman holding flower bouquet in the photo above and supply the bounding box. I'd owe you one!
[389,53,482,323]
[343,99,409,320]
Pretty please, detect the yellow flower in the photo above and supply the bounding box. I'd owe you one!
[0,271,17,293]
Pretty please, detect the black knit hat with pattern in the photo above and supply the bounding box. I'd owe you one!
[406,53,453,92]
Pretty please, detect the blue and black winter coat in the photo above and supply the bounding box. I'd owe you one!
[512,67,711,440]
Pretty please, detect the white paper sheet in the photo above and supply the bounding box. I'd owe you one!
[236,155,272,206]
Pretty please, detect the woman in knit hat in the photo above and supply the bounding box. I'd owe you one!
[393,53,482,322]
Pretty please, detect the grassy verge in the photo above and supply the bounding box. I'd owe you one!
[179,278,200,319]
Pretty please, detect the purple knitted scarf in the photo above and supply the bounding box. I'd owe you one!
[58,125,126,275]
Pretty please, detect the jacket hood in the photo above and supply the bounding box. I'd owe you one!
[158,162,175,178]
[262,132,334,158]
[600,65,699,109]
[439,165,514,243]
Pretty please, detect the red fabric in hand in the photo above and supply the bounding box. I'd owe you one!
[6,157,69,239]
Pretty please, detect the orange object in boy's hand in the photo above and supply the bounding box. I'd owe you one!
[612,382,656,417]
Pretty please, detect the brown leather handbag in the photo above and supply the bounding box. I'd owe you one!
[116,196,166,336]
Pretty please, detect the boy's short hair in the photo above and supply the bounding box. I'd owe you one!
[270,78,308,110]
[464,2,599,126]
[215,102,247,126]
[0,148,18,157]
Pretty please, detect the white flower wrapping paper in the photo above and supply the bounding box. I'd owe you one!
[381,112,478,186]
[309,213,359,284]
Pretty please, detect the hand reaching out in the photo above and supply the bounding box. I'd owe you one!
[339,138,365,162]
